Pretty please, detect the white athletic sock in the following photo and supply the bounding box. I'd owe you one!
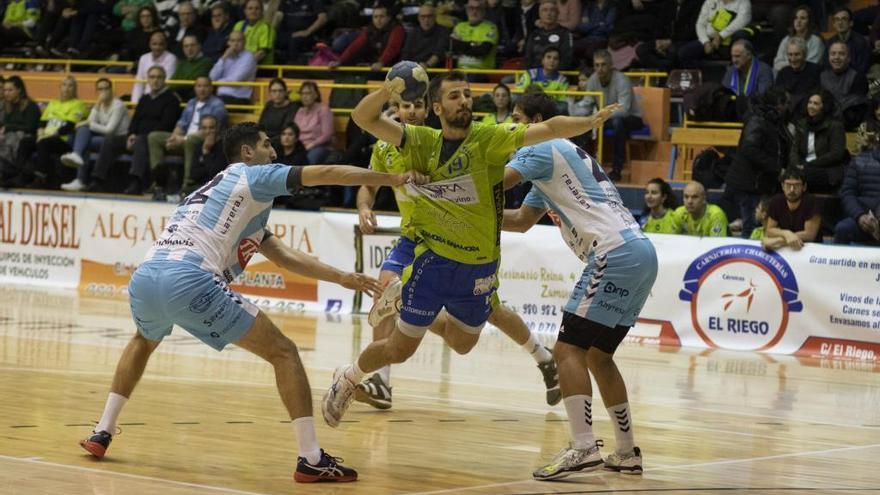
[95,392,128,434]
[607,402,635,454]
[563,395,595,449]
[522,333,552,363]
[292,417,321,464]
[345,361,366,383]
[376,365,391,385]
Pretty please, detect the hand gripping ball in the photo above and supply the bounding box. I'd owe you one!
[385,61,429,102]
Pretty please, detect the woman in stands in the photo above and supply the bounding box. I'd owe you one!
[293,80,336,164]
[275,123,308,166]
[0,76,41,187]
[772,6,824,72]
[259,78,298,139]
[790,88,848,194]
[121,6,161,61]
[640,178,681,233]
[482,83,513,124]
[60,78,131,192]
[19,76,88,189]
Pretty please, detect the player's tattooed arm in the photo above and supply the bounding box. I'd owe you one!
[502,205,548,233]
[260,235,383,296]
[351,87,405,147]
[522,103,622,146]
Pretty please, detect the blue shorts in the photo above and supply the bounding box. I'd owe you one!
[399,250,498,330]
[565,239,658,329]
[380,236,416,275]
[128,260,259,351]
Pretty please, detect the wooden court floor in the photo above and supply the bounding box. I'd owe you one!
[0,286,878,495]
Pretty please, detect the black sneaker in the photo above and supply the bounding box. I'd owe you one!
[537,349,561,406]
[79,430,112,459]
[294,449,358,483]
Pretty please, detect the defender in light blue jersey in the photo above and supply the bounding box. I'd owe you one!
[503,94,656,481]
[79,122,427,483]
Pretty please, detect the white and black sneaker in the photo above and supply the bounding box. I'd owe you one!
[321,366,357,428]
[294,449,358,483]
[354,373,392,410]
[368,279,402,326]
[537,350,561,406]
[533,440,604,481]
[604,446,643,474]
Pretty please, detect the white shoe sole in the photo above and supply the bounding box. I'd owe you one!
[321,367,353,428]
[367,280,402,326]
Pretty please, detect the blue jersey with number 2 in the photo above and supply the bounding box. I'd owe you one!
[144,163,298,282]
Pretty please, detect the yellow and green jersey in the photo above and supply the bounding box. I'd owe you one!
[369,140,417,240]
[642,209,680,234]
[399,121,527,264]
[233,19,276,64]
[518,69,570,101]
[41,99,88,138]
[674,204,728,237]
[480,113,512,125]
[453,21,498,69]
[749,225,765,240]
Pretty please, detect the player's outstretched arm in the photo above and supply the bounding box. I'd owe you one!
[260,235,383,297]
[522,103,622,147]
[356,185,380,234]
[351,87,405,147]
[502,205,548,233]
[300,165,428,188]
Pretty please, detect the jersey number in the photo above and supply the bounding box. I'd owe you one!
[182,173,225,206]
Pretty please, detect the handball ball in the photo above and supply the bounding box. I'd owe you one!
[385,61,429,102]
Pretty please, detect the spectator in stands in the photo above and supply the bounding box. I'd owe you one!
[60,78,130,192]
[170,3,208,55]
[66,0,117,57]
[132,31,179,103]
[259,78,298,138]
[581,49,644,181]
[523,0,573,70]
[203,2,234,61]
[752,196,787,249]
[233,0,276,63]
[722,39,773,103]
[113,0,152,34]
[557,0,581,31]
[485,0,512,54]
[482,83,513,124]
[329,3,404,73]
[18,76,88,189]
[566,66,591,116]
[275,122,308,165]
[827,7,870,76]
[518,46,569,110]
[633,0,700,71]
[674,181,728,236]
[511,0,539,56]
[401,4,450,69]
[450,0,500,73]
[834,123,880,245]
[772,5,824,72]
[89,66,181,194]
[209,30,258,105]
[774,36,821,113]
[0,0,39,48]
[0,76,41,187]
[121,6,161,61]
[724,88,789,238]
[147,76,228,195]
[789,89,848,194]
[750,0,794,46]
[293,80,335,164]
[678,0,752,68]
[765,168,821,249]
[171,35,215,101]
[188,114,227,187]
[821,41,868,131]
[640,177,681,233]
[33,0,74,57]
[572,0,616,62]
[276,0,327,64]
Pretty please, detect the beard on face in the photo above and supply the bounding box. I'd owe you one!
[446,108,473,129]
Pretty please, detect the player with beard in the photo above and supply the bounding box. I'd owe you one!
[354,98,561,410]
[321,70,620,430]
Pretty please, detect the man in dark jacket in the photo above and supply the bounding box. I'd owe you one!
[634,0,701,71]
[400,4,449,68]
[820,41,868,130]
[774,37,821,114]
[523,0,574,69]
[88,66,182,193]
[329,3,405,73]
[834,126,880,245]
[723,89,790,238]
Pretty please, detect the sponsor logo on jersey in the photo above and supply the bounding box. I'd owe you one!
[679,245,802,351]
[407,175,478,204]
[238,238,260,268]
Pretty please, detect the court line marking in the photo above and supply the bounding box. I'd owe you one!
[0,364,862,448]
[0,454,272,495]
[405,443,880,495]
